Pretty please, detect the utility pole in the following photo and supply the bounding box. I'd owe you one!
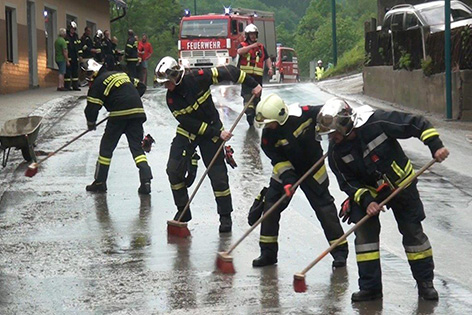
[445,0,452,119]
[331,0,337,66]
[194,0,197,15]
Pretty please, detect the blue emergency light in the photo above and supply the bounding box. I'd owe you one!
[224,6,231,15]
[184,9,191,17]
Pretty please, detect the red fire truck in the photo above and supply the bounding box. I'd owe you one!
[178,7,276,69]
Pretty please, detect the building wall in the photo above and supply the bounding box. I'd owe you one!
[0,0,111,94]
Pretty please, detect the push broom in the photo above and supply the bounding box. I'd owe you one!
[293,158,437,293]
[216,153,329,274]
[25,117,108,177]
[167,95,256,238]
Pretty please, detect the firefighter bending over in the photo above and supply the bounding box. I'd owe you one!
[83,59,153,194]
[155,56,261,233]
[250,93,348,267]
[317,98,449,302]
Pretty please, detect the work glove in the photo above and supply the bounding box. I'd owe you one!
[141,134,155,153]
[87,121,96,131]
[185,151,200,187]
[339,198,353,224]
[248,187,268,226]
[224,145,237,169]
[284,184,294,197]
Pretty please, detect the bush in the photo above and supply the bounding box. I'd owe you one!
[398,50,412,70]
[421,56,434,76]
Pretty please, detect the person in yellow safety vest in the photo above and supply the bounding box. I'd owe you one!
[237,24,273,126]
[315,60,325,81]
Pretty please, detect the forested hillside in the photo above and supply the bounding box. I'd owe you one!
[110,0,375,79]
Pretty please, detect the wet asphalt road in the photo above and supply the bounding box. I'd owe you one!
[0,82,472,314]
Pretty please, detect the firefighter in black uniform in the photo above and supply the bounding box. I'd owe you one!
[65,21,82,91]
[93,30,104,63]
[102,30,115,71]
[250,93,348,267]
[83,59,153,194]
[316,98,449,302]
[80,26,95,62]
[125,29,139,78]
[155,56,262,233]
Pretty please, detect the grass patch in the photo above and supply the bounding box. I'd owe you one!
[322,40,365,79]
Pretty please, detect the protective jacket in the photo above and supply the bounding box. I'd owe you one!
[239,41,266,77]
[261,105,328,192]
[328,109,443,211]
[315,66,324,80]
[85,67,146,123]
[166,65,259,141]
[125,36,139,62]
[65,31,82,60]
[80,34,94,59]
[93,36,103,62]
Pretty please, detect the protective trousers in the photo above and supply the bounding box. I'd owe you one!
[65,59,79,90]
[127,61,137,78]
[259,177,348,260]
[166,134,232,216]
[94,118,152,184]
[242,93,261,124]
[351,184,434,291]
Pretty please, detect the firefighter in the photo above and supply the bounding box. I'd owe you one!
[102,30,115,70]
[93,29,104,63]
[80,26,96,63]
[237,24,273,126]
[155,56,262,233]
[315,60,325,81]
[316,98,449,302]
[65,21,82,91]
[251,93,348,267]
[125,29,139,78]
[83,59,153,194]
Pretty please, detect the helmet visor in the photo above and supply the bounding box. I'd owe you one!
[156,68,182,84]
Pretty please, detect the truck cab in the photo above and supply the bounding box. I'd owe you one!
[270,46,299,83]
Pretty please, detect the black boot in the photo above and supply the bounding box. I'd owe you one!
[86,181,107,192]
[174,206,192,222]
[219,214,232,233]
[351,289,383,302]
[138,181,151,194]
[72,80,81,91]
[332,257,347,269]
[252,243,278,267]
[418,281,439,300]
[246,113,254,126]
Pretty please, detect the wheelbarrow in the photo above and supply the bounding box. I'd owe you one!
[0,116,43,167]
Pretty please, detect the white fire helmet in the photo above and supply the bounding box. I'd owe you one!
[82,59,103,80]
[316,98,356,138]
[155,56,184,85]
[245,24,259,35]
[70,21,77,29]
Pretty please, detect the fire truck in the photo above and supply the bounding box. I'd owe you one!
[178,7,276,69]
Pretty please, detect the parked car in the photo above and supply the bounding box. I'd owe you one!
[269,46,299,83]
[382,0,472,33]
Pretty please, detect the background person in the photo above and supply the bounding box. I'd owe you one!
[65,21,82,91]
[237,24,273,126]
[138,33,153,84]
[55,28,69,91]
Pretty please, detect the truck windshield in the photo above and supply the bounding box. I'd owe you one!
[181,19,228,38]
[420,3,472,25]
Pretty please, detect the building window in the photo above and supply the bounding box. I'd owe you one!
[5,6,18,63]
[86,21,97,36]
[44,7,57,68]
[66,14,77,30]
